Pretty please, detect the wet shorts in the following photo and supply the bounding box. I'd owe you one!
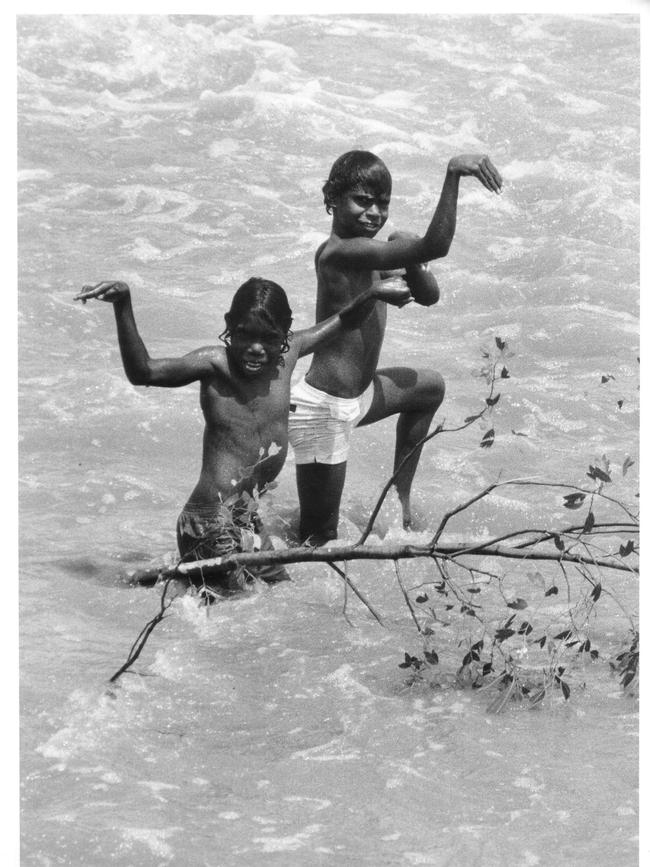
[288,377,374,465]
[176,497,289,590]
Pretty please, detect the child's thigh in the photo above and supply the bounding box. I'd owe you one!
[360,367,445,424]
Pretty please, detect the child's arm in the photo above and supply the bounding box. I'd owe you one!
[387,230,440,306]
[74,281,217,387]
[329,154,502,271]
[294,282,412,358]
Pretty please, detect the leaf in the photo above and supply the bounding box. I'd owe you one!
[554,630,572,641]
[587,465,611,483]
[583,511,595,534]
[485,394,500,407]
[415,594,429,603]
[495,337,506,351]
[399,652,414,669]
[601,374,614,383]
[518,621,533,636]
[560,681,571,700]
[619,540,635,557]
[424,649,439,665]
[591,583,602,602]
[617,400,624,409]
[511,429,528,437]
[480,428,495,448]
[462,652,473,666]
[622,455,635,476]
[507,597,528,610]
[500,366,510,379]
[553,535,565,551]
[464,413,481,423]
[495,628,515,643]
[545,586,559,597]
[466,587,482,594]
[471,640,484,653]
[563,492,586,509]
[482,662,493,676]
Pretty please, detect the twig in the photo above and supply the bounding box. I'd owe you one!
[108,576,177,684]
[326,562,386,627]
[393,559,422,633]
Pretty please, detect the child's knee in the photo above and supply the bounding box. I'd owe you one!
[423,371,445,408]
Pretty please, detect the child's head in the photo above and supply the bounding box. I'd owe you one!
[221,278,293,371]
[322,150,392,214]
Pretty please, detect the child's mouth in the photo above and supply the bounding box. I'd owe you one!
[242,358,265,373]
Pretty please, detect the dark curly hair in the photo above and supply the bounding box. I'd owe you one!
[322,150,392,214]
[220,277,293,356]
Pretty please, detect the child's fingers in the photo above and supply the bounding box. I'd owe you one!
[481,158,503,193]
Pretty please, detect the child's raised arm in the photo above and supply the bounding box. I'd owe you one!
[327,154,502,272]
[74,281,217,387]
[294,282,412,358]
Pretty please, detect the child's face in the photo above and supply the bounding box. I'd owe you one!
[332,185,390,238]
[227,313,286,378]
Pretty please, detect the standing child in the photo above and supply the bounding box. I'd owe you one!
[74,276,411,590]
[288,150,503,545]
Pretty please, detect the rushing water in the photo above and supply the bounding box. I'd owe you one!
[18,14,639,866]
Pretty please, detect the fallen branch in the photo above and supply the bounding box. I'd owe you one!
[129,535,636,586]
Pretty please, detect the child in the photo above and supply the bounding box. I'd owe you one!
[288,150,503,545]
[74,276,411,590]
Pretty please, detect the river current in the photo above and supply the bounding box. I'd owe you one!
[18,14,639,866]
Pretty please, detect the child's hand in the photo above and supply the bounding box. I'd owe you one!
[374,284,413,308]
[448,154,503,194]
[74,281,130,304]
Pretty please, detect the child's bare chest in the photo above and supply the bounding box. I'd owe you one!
[200,374,290,431]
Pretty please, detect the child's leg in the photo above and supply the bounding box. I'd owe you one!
[358,368,445,528]
[296,461,347,545]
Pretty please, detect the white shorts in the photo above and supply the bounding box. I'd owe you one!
[288,377,375,465]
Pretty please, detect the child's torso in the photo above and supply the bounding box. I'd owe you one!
[305,246,387,398]
[186,357,294,506]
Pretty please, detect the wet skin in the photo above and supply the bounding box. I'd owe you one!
[74,279,411,516]
[296,154,503,544]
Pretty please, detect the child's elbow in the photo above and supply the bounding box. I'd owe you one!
[126,368,153,386]
[432,240,451,260]
[405,268,440,307]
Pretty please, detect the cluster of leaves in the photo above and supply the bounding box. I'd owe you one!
[398,595,603,712]
[610,630,639,696]
[468,336,513,449]
[394,342,638,712]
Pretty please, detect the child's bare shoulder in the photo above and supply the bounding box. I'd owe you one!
[314,238,329,269]
[187,344,228,374]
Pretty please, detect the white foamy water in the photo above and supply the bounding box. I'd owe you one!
[18,14,638,866]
